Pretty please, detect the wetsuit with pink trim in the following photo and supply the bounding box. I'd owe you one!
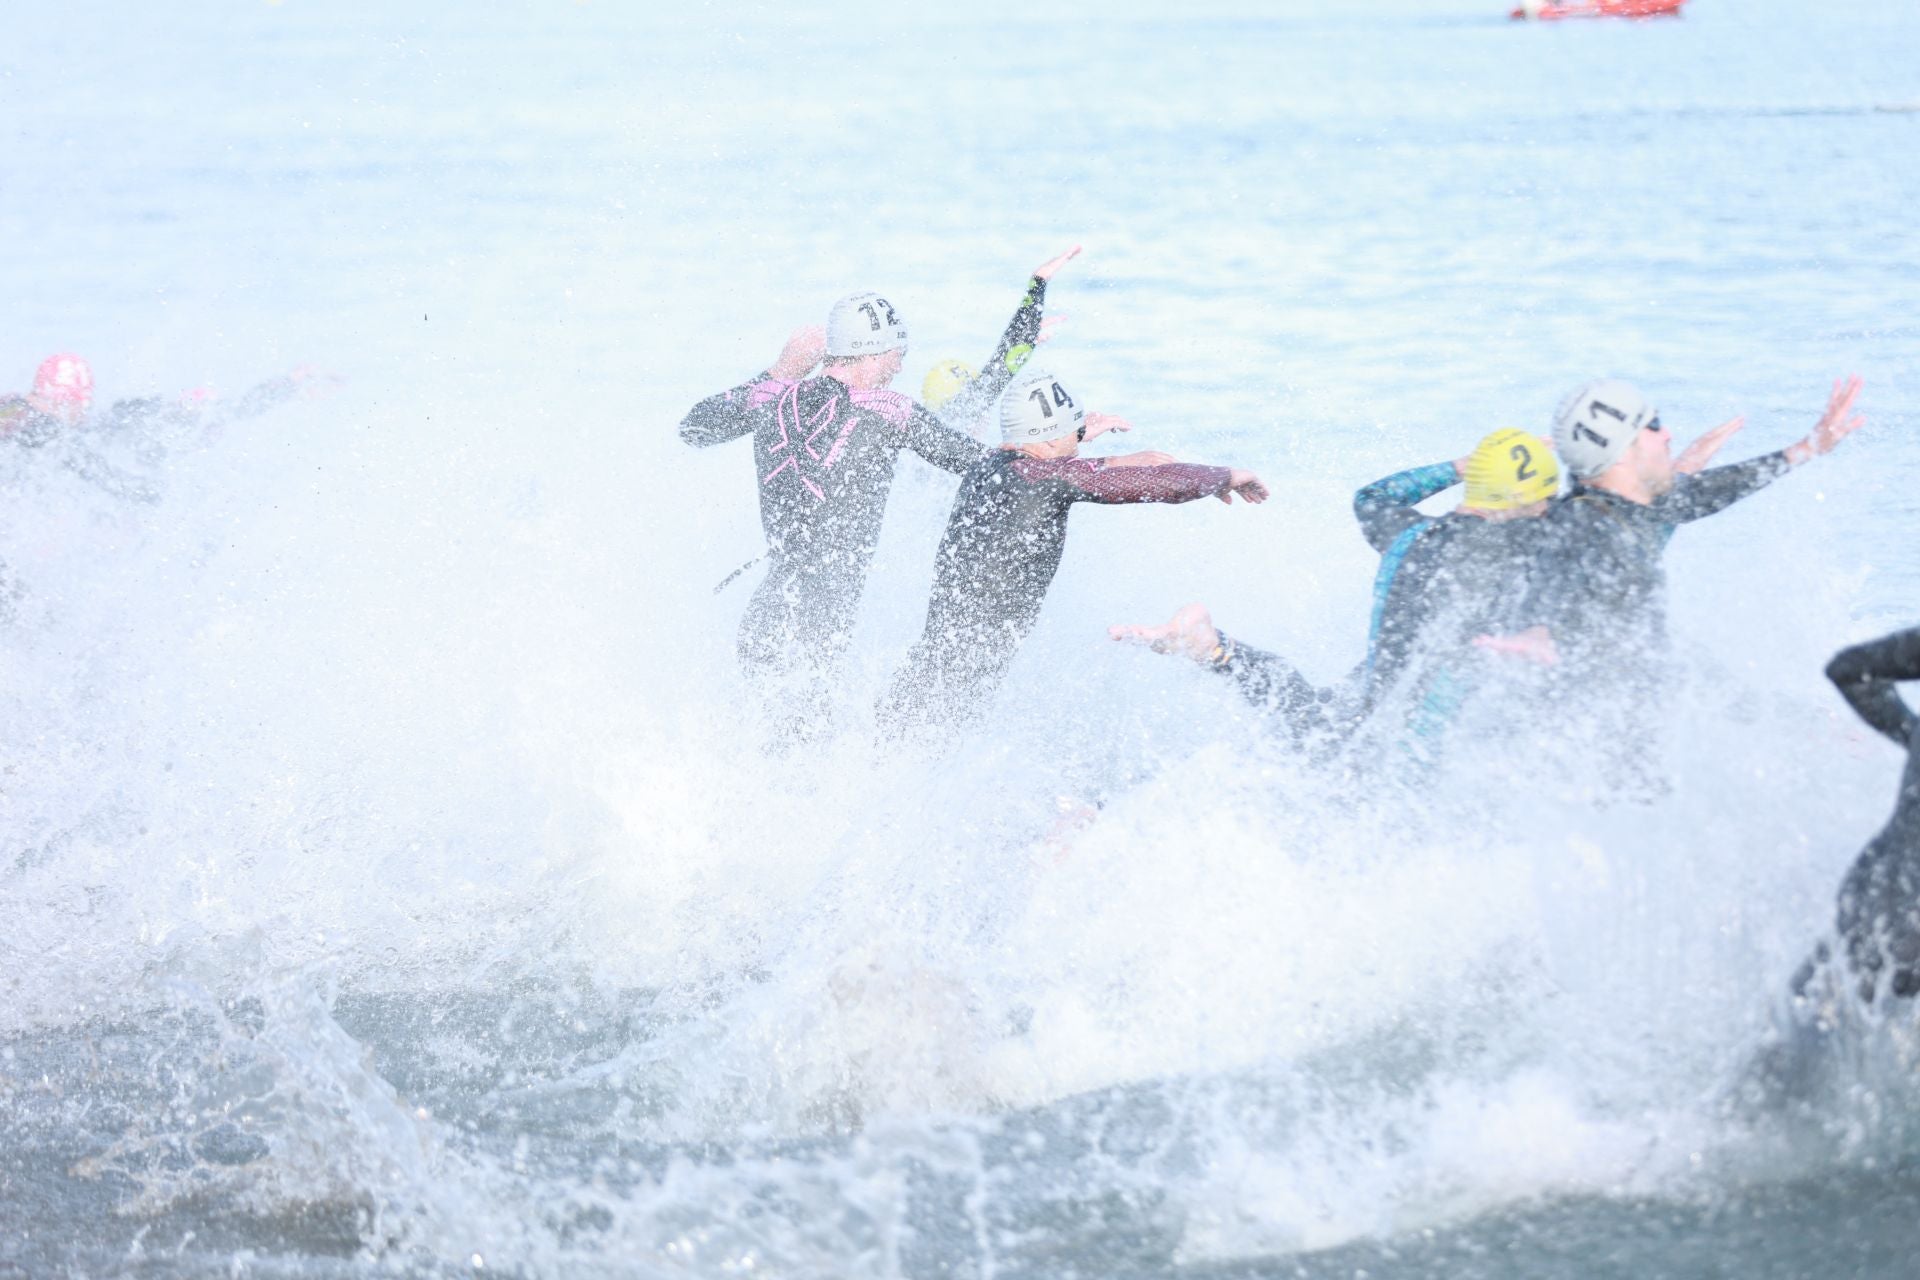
[882,451,1233,727]
[679,371,984,725]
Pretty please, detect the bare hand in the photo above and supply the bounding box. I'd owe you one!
[770,325,826,380]
[1473,625,1559,667]
[1033,245,1082,281]
[1108,602,1220,662]
[1104,449,1176,467]
[1674,416,1744,475]
[1080,412,1132,443]
[1037,313,1068,345]
[1791,375,1865,462]
[1219,469,1269,504]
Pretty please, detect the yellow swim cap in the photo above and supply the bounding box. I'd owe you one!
[1463,428,1560,510]
[920,359,974,412]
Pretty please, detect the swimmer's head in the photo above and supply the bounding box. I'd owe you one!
[29,352,94,425]
[825,291,909,359]
[921,359,974,412]
[1553,379,1655,479]
[999,367,1085,446]
[1463,428,1559,513]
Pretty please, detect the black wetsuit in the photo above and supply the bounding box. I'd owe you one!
[1209,461,1544,751]
[1810,628,1920,1003]
[0,398,158,504]
[679,279,1057,727]
[1523,452,1794,683]
[680,373,984,725]
[882,452,1232,728]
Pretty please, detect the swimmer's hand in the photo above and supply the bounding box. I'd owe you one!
[1080,411,1132,442]
[1038,313,1068,345]
[1034,244,1082,281]
[1220,469,1269,504]
[1108,602,1220,662]
[770,325,827,381]
[1785,375,1865,465]
[1473,625,1559,667]
[1674,415,1745,475]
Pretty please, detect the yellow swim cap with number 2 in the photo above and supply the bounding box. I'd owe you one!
[1463,428,1560,510]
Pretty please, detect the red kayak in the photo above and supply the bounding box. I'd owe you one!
[1511,0,1685,18]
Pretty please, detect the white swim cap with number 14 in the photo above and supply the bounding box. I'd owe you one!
[999,367,1085,444]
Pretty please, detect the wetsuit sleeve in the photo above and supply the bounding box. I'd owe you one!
[901,402,988,475]
[969,276,1046,401]
[1826,628,1920,747]
[1047,458,1232,504]
[1206,632,1345,739]
[1654,450,1793,524]
[62,446,159,504]
[224,375,302,422]
[679,372,778,448]
[1353,462,1461,553]
[930,277,1049,428]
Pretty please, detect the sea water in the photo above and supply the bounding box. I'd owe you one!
[2,1,1918,1276]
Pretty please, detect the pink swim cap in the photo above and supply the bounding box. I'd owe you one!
[30,353,94,413]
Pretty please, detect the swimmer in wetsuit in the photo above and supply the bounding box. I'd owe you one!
[1791,628,1920,1006]
[1500,377,1865,682]
[879,365,1267,733]
[3,352,338,502]
[1111,427,1561,752]
[676,252,1084,732]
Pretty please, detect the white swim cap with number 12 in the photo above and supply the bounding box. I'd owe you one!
[999,367,1085,444]
[825,291,909,357]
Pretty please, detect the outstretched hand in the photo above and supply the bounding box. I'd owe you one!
[1080,411,1132,442]
[1220,469,1269,504]
[1108,602,1220,663]
[1473,625,1559,667]
[1788,375,1865,464]
[1674,416,1744,475]
[1038,313,1068,345]
[770,325,826,381]
[1034,244,1082,281]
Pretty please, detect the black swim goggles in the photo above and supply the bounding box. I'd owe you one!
[1074,423,1087,443]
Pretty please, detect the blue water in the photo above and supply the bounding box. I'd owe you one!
[3,2,1919,1276]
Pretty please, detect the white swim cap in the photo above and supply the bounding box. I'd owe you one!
[825,291,909,358]
[1553,379,1656,478]
[999,367,1085,445]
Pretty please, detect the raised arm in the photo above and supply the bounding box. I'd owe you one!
[1661,376,1866,524]
[1826,627,1920,747]
[938,247,1080,425]
[679,325,823,448]
[1354,461,1462,553]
